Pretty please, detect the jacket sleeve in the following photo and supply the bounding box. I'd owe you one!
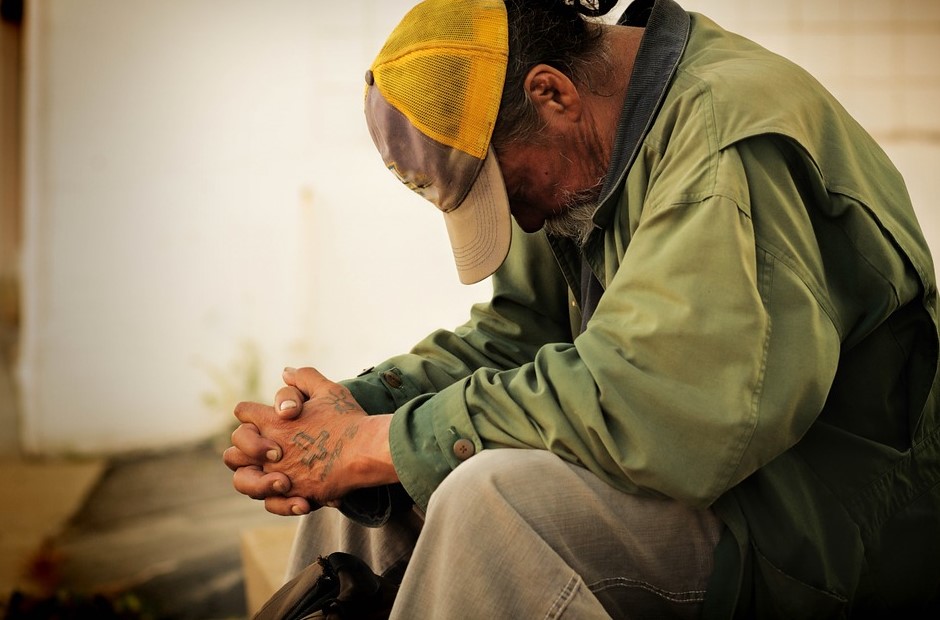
[388,138,843,510]
[341,220,574,417]
[335,222,573,520]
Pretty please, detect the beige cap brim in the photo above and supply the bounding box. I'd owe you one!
[443,150,512,285]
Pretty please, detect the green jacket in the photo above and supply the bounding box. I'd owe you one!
[341,0,940,615]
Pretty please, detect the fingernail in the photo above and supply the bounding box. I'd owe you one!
[279,399,298,411]
[284,366,297,373]
[266,449,281,462]
[291,505,306,515]
[273,480,288,493]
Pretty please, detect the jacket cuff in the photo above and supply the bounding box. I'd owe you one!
[388,379,483,510]
[337,484,415,528]
[335,364,425,526]
[340,363,425,413]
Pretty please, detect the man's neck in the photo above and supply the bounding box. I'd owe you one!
[581,25,645,154]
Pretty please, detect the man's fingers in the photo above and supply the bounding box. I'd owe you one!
[264,496,317,517]
[232,466,293,500]
[282,366,297,385]
[274,385,305,420]
[233,400,277,426]
[222,445,260,471]
[282,366,330,396]
[230,422,283,462]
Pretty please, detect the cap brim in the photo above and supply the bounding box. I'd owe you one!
[442,150,512,285]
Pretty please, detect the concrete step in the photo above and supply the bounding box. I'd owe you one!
[240,522,297,616]
[0,458,105,599]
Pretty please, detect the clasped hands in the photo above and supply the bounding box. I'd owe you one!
[223,367,397,516]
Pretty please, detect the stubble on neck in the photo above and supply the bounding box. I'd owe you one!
[544,177,604,246]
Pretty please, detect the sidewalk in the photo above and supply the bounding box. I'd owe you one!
[0,440,294,619]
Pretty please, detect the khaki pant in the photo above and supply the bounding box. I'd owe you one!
[287,449,722,619]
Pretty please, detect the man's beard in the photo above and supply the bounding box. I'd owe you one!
[543,179,604,247]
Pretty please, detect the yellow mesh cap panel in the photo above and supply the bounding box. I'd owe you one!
[371,0,508,160]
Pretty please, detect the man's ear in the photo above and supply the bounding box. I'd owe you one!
[523,64,582,128]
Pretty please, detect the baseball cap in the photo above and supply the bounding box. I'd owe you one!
[364,0,511,285]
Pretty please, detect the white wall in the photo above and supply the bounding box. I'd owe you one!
[659,0,940,255]
[19,0,490,454]
[17,0,940,455]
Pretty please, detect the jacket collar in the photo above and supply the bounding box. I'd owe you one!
[546,0,691,297]
[592,0,691,228]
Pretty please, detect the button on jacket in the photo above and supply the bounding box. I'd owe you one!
[338,0,940,614]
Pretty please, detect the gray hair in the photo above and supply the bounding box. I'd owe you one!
[492,0,619,149]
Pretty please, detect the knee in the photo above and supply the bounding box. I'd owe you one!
[427,448,564,516]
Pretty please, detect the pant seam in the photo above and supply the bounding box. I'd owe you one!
[589,576,707,604]
[544,575,581,620]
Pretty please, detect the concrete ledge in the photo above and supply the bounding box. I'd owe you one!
[0,458,105,598]
[240,522,298,616]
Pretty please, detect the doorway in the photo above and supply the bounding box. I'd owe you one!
[0,0,22,454]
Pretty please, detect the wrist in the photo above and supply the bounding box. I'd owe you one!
[351,414,398,487]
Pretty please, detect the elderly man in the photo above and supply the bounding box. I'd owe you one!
[224,0,940,616]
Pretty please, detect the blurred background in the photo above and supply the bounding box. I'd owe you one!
[4,0,939,460]
[0,0,938,618]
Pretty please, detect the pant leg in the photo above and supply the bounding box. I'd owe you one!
[391,449,723,619]
[284,504,423,583]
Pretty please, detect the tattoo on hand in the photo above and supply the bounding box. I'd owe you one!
[320,387,358,414]
[293,430,329,467]
[292,424,359,479]
[319,424,359,480]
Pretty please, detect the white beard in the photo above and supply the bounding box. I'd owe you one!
[544,179,604,247]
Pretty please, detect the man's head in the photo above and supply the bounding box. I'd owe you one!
[365,0,619,284]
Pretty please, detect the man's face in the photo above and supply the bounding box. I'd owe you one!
[494,140,570,233]
[494,130,607,237]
